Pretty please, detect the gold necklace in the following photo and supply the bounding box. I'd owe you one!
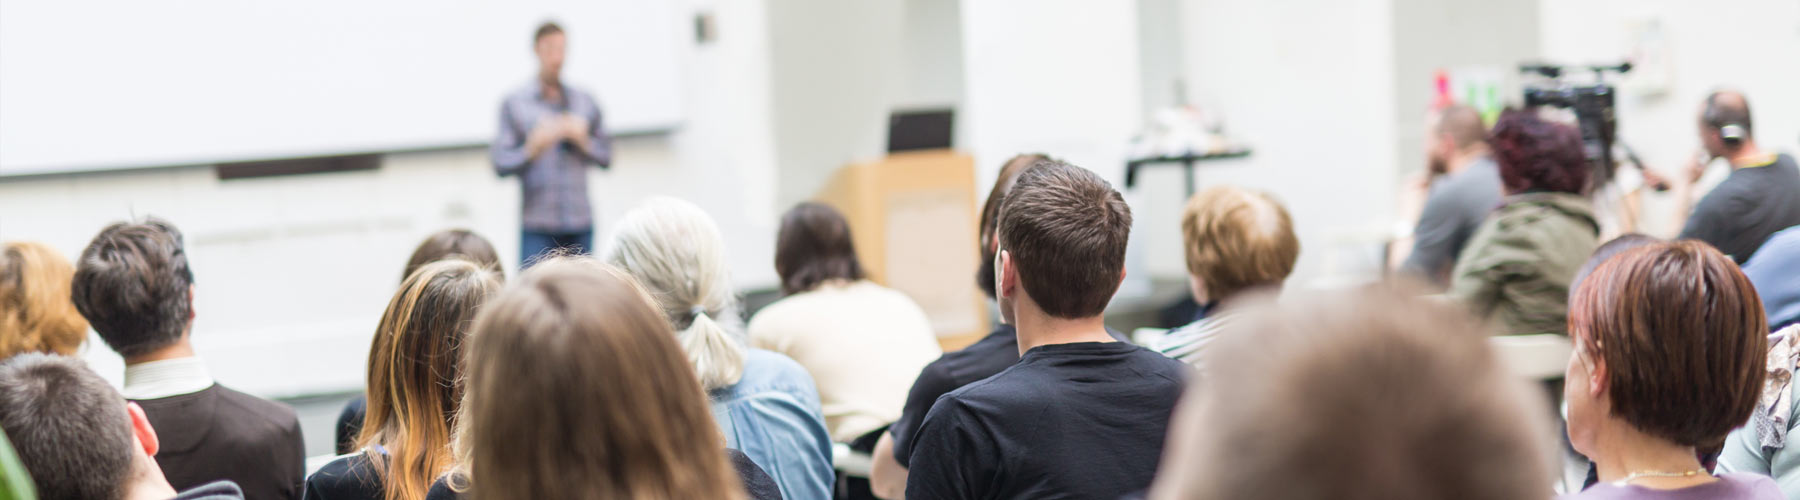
[1612,468,1710,487]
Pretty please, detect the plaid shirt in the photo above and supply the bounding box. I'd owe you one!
[491,83,613,233]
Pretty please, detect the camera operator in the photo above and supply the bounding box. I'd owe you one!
[1391,104,1501,286]
[1676,90,1800,264]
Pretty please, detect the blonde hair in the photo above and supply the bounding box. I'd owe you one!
[0,242,89,357]
[359,259,500,500]
[1181,186,1300,301]
[603,197,746,390]
[463,257,745,500]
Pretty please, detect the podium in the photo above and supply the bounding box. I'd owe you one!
[815,150,989,349]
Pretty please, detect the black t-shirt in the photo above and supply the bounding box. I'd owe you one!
[1679,153,1800,264]
[420,449,784,500]
[890,325,1021,468]
[903,341,1188,500]
[302,453,383,500]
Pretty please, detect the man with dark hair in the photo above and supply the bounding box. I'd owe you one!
[1678,90,1800,264]
[0,353,246,500]
[869,153,1041,499]
[1393,104,1501,285]
[494,20,614,265]
[903,160,1188,500]
[71,218,303,500]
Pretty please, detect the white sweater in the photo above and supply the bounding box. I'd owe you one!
[748,280,943,442]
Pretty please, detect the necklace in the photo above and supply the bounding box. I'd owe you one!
[1612,468,1711,487]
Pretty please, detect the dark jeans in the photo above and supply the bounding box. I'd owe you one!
[521,229,594,268]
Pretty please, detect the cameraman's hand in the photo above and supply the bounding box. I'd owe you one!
[1685,153,1710,184]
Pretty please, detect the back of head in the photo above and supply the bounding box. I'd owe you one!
[1568,241,1766,447]
[1181,186,1300,302]
[996,159,1132,318]
[977,153,1053,299]
[0,242,90,357]
[774,202,865,295]
[1569,233,1661,297]
[403,229,503,283]
[71,218,195,358]
[360,259,500,500]
[1437,104,1489,152]
[1703,90,1754,144]
[1490,109,1589,195]
[603,197,746,390]
[466,257,743,500]
[0,353,136,500]
[1153,285,1552,500]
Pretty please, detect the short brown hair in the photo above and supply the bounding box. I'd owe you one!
[466,257,744,499]
[403,229,503,282]
[775,203,865,295]
[997,159,1132,318]
[976,153,1051,299]
[1152,285,1552,500]
[71,218,194,357]
[534,21,563,44]
[1568,241,1767,447]
[1181,186,1299,301]
[0,353,137,500]
[0,242,90,357]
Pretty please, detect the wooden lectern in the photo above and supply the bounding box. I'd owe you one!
[815,149,989,350]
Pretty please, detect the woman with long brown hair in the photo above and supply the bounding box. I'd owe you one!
[305,259,501,500]
[425,257,760,499]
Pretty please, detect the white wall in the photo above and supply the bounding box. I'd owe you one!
[0,0,783,397]
[1174,0,1400,288]
[765,0,906,208]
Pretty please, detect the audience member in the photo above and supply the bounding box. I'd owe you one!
[493,22,614,265]
[1570,234,1663,295]
[304,260,499,500]
[400,229,503,281]
[904,160,1188,499]
[1717,323,1800,498]
[336,229,505,455]
[1396,104,1502,285]
[749,202,941,444]
[0,353,247,499]
[1563,241,1780,499]
[1677,91,1800,265]
[0,241,88,358]
[70,218,304,500]
[1741,227,1800,331]
[604,197,833,500]
[1146,285,1554,500]
[869,153,1043,499]
[1448,109,1600,335]
[1154,185,1299,371]
[416,259,754,499]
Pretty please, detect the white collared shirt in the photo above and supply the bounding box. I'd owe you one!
[122,356,215,400]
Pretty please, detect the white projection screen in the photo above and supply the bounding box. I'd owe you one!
[0,0,685,176]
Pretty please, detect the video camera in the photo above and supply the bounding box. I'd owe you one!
[1519,62,1632,189]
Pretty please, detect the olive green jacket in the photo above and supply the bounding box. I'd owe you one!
[1448,192,1599,336]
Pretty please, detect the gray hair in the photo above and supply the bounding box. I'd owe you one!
[602,197,747,390]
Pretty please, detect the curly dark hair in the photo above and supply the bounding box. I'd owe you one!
[1489,109,1589,195]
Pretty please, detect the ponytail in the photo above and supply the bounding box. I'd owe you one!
[680,310,746,390]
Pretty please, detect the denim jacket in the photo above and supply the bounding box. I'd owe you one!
[712,349,834,500]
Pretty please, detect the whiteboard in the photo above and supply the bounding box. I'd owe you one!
[0,0,685,176]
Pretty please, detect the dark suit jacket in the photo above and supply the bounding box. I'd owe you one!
[134,384,306,500]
